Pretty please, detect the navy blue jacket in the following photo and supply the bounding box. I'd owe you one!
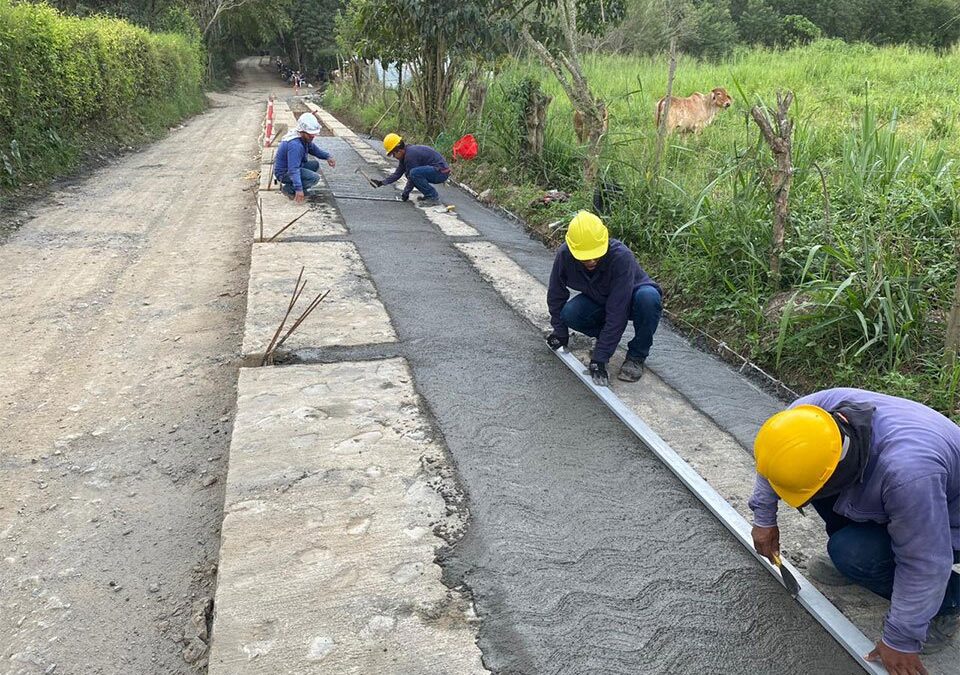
[547,239,659,363]
[382,145,450,197]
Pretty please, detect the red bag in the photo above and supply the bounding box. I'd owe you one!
[452,134,478,160]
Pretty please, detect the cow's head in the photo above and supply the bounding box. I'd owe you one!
[711,87,732,109]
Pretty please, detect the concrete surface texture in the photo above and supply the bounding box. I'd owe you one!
[0,61,277,674]
[209,361,485,674]
[255,192,346,242]
[454,234,898,654]
[241,241,396,364]
[313,140,860,674]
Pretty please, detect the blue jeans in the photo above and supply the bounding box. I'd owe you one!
[279,158,321,195]
[406,166,448,200]
[559,285,662,360]
[813,496,960,616]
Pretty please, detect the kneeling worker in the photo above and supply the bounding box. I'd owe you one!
[545,211,662,385]
[274,113,336,203]
[750,388,959,673]
[370,133,450,206]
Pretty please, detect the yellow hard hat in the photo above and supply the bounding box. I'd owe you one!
[753,405,843,508]
[565,211,609,260]
[383,133,402,154]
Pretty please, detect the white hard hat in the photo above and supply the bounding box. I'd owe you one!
[296,112,321,135]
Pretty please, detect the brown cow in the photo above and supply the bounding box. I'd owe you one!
[655,87,732,134]
[573,105,609,144]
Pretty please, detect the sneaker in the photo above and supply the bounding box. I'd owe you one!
[417,196,440,206]
[923,613,959,654]
[806,554,853,586]
[617,357,645,382]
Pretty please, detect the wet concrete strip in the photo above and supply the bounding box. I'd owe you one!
[315,144,860,673]
[240,241,396,365]
[454,238,893,656]
[208,360,487,674]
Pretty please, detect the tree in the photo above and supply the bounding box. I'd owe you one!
[515,0,625,184]
[737,0,781,45]
[679,0,738,59]
[337,0,505,135]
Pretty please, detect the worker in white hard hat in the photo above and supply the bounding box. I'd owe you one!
[545,211,662,386]
[274,113,336,203]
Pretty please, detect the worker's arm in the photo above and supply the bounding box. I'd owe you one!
[747,474,780,527]
[546,253,570,339]
[882,472,954,653]
[592,265,632,363]
[307,141,331,161]
[381,162,404,186]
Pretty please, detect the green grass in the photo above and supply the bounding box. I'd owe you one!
[325,40,960,418]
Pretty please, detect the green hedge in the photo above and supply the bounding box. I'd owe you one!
[0,1,204,192]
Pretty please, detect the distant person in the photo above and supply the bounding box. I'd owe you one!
[274,113,335,204]
[544,211,662,385]
[750,388,960,674]
[369,133,450,206]
[316,66,327,83]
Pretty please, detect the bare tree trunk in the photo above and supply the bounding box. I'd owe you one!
[751,91,795,290]
[652,34,677,179]
[520,2,605,186]
[522,89,552,160]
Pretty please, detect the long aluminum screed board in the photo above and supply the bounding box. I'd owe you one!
[553,347,883,674]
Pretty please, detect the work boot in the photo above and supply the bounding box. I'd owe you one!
[806,554,853,586]
[923,613,959,654]
[417,196,440,207]
[617,357,645,382]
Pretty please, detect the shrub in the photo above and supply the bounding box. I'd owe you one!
[0,0,203,193]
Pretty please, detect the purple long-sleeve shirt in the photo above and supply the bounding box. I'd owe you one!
[547,239,659,363]
[273,133,331,192]
[749,387,960,652]
[382,145,449,196]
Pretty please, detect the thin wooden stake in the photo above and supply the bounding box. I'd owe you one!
[266,209,310,243]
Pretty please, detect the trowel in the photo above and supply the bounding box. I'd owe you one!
[354,166,379,188]
[772,553,801,598]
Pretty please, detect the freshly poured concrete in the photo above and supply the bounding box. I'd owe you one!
[241,242,395,363]
[208,360,486,674]
[313,137,860,674]
[454,238,892,649]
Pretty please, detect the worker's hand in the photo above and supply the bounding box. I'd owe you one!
[326,158,336,168]
[400,192,410,202]
[588,360,609,387]
[867,641,927,675]
[294,191,305,204]
[545,333,568,351]
[752,525,780,563]
[370,179,384,188]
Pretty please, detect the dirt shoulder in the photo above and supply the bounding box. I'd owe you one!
[0,61,275,674]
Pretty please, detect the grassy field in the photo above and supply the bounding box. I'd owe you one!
[325,40,960,417]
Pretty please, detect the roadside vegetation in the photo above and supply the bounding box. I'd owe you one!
[324,8,960,418]
[0,1,204,195]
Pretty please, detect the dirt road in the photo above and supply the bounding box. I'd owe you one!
[0,63,270,674]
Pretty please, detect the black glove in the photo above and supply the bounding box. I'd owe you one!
[545,333,568,351]
[370,179,383,188]
[400,192,410,202]
[589,360,610,387]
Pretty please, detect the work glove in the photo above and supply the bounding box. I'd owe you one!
[370,178,383,188]
[400,192,410,202]
[545,333,568,351]
[589,360,610,387]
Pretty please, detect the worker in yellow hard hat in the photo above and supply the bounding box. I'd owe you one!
[369,133,450,206]
[749,388,960,673]
[545,211,661,386]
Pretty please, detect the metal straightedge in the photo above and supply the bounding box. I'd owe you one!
[329,192,401,203]
[553,348,883,674]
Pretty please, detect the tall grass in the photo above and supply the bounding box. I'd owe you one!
[325,39,960,417]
